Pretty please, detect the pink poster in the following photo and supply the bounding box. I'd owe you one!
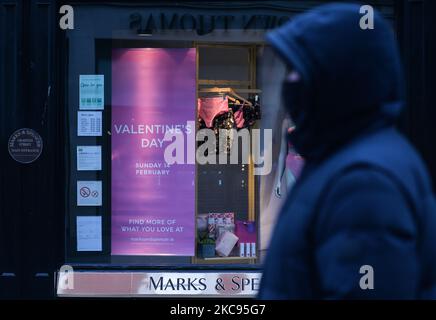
[111,48,196,256]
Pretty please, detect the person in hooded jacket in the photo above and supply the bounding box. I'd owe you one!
[259,3,436,299]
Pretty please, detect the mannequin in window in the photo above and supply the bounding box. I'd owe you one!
[275,118,304,198]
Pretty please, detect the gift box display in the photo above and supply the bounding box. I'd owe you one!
[207,212,235,240]
[197,213,257,259]
[215,231,239,257]
[198,238,216,258]
[235,220,257,257]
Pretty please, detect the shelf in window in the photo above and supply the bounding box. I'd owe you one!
[201,256,257,261]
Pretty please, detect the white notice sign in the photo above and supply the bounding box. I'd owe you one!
[77,146,102,171]
[77,181,102,206]
[77,111,102,136]
[77,216,102,251]
[79,75,104,110]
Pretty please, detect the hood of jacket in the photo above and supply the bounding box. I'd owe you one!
[266,3,405,162]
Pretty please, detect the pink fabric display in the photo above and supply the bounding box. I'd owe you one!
[198,97,229,128]
[235,220,257,243]
[286,151,304,178]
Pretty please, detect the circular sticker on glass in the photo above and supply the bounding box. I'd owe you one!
[8,128,43,164]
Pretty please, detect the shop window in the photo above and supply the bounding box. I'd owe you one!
[65,40,266,267]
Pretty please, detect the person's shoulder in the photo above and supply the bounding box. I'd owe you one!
[328,128,430,188]
[324,164,406,202]
[348,128,422,166]
[315,165,416,237]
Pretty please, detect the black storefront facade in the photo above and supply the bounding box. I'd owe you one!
[1,0,436,299]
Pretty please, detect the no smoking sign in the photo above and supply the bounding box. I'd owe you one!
[77,181,102,206]
[80,187,91,198]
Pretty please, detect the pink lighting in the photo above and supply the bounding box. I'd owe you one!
[111,48,196,256]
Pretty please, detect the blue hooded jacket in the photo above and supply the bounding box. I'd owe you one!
[259,3,436,299]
